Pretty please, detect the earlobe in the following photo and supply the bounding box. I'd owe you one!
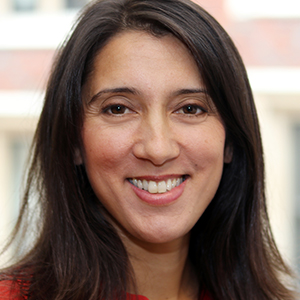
[224,143,233,163]
[74,148,83,165]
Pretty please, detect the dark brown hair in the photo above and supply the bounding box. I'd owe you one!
[1,0,297,299]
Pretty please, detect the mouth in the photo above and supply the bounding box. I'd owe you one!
[128,175,188,194]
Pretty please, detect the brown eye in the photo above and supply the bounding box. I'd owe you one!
[178,104,206,115]
[104,104,128,115]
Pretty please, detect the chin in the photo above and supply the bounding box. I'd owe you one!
[132,227,191,246]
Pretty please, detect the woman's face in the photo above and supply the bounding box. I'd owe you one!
[80,30,231,245]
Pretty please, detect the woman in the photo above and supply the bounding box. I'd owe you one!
[0,0,297,299]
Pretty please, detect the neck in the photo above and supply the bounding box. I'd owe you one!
[121,233,198,300]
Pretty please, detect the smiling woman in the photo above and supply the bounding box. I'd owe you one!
[0,0,297,300]
[80,31,230,246]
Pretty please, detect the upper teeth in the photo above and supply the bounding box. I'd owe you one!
[130,177,184,194]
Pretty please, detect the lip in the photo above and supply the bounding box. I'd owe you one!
[128,176,187,206]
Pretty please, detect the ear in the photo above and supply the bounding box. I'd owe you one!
[74,148,83,165]
[224,142,233,164]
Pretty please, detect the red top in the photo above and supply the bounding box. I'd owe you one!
[128,291,211,300]
[0,281,211,299]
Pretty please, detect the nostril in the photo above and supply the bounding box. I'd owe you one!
[132,132,180,165]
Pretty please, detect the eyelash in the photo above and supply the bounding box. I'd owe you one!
[175,104,208,116]
[102,104,132,115]
[101,103,208,116]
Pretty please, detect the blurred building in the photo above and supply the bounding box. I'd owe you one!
[0,0,299,275]
[0,0,89,263]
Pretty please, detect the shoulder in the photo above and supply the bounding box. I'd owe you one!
[0,281,26,300]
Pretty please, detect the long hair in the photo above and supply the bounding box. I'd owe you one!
[1,0,296,299]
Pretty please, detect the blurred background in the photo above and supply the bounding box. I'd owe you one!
[0,0,299,277]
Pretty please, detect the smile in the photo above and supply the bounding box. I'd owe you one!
[128,176,187,194]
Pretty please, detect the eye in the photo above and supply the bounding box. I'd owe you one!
[103,104,130,115]
[176,104,207,115]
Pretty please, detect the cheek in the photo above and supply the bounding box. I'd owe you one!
[182,123,226,167]
[81,124,134,172]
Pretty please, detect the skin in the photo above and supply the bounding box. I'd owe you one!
[80,30,231,300]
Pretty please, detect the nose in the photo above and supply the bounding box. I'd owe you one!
[132,115,180,166]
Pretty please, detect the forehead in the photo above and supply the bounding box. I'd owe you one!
[83,30,204,100]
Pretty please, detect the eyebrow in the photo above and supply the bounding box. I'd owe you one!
[173,88,208,97]
[89,87,139,103]
[88,87,208,104]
